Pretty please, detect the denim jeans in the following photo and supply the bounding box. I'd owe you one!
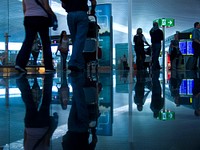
[68,72,89,132]
[61,52,68,70]
[67,11,89,69]
[15,16,54,70]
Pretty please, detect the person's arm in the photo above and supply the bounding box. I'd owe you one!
[90,0,97,15]
[142,35,151,46]
[22,0,26,15]
[192,30,200,44]
[42,0,55,16]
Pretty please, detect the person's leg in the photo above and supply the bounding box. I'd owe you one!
[67,11,88,69]
[38,21,54,70]
[61,53,67,70]
[15,17,37,69]
[152,43,161,70]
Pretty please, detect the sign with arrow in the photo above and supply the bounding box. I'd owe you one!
[154,18,175,27]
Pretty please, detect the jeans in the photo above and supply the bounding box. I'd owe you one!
[67,11,89,69]
[61,52,68,70]
[68,72,89,132]
[152,43,161,70]
[15,16,54,70]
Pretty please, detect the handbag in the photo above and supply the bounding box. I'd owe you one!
[35,0,58,30]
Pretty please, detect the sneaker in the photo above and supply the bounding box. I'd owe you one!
[15,65,27,73]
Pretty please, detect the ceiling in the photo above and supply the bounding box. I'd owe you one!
[0,0,200,45]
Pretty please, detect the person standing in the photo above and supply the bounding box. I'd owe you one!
[15,0,56,73]
[56,30,69,71]
[192,22,200,70]
[169,33,182,70]
[61,0,97,72]
[134,28,151,70]
[149,22,164,71]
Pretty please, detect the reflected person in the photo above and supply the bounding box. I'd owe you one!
[192,72,200,116]
[134,71,146,111]
[150,71,164,118]
[16,74,58,150]
[62,72,97,150]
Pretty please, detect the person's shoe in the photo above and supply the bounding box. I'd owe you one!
[15,65,27,73]
[68,66,84,72]
[45,68,56,73]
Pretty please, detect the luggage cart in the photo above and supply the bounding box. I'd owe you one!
[83,15,100,74]
[144,46,152,72]
[83,75,102,147]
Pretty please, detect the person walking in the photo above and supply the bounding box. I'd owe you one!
[149,22,164,71]
[15,0,56,73]
[134,28,151,70]
[56,30,69,71]
[192,22,200,70]
[61,0,97,72]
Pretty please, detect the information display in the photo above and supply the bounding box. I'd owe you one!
[186,41,194,55]
[179,41,187,55]
[179,79,194,95]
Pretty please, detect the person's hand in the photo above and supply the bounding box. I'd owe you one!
[90,9,95,15]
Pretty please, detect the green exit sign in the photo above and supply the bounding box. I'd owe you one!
[154,18,175,27]
[158,110,175,121]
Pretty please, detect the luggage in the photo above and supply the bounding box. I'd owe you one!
[83,15,100,73]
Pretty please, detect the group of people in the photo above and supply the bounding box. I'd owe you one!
[133,22,163,71]
[15,0,97,74]
[134,21,200,71]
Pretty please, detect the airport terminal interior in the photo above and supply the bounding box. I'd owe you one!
[1,0,200,150]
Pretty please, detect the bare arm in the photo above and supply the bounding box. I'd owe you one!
[41,0,55,16]
[90,0,97,15]
[22,0,26,15]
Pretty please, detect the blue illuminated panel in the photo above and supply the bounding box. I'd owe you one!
[179,41,187,55]
[187,41,194,55]
[179,79,187,95]
[187,79,194,95]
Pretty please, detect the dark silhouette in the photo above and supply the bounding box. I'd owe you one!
[16,74,58,150]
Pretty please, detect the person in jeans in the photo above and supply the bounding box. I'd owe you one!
[61,0,97,72]
[15,0,56,73]
[149,22,164,71]
[192,22,200,70]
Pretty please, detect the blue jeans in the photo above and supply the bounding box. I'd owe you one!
[152,43,161,70]
[16,16,54,70]
[68,72,89,132]
[67,11,89,69]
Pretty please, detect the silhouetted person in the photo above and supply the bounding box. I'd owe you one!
[192,22,200,70]
[134,28,151,70]
[149,22,164,70]
[16,74,58,150]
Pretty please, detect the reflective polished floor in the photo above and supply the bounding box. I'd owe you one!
[0,68,200,150]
